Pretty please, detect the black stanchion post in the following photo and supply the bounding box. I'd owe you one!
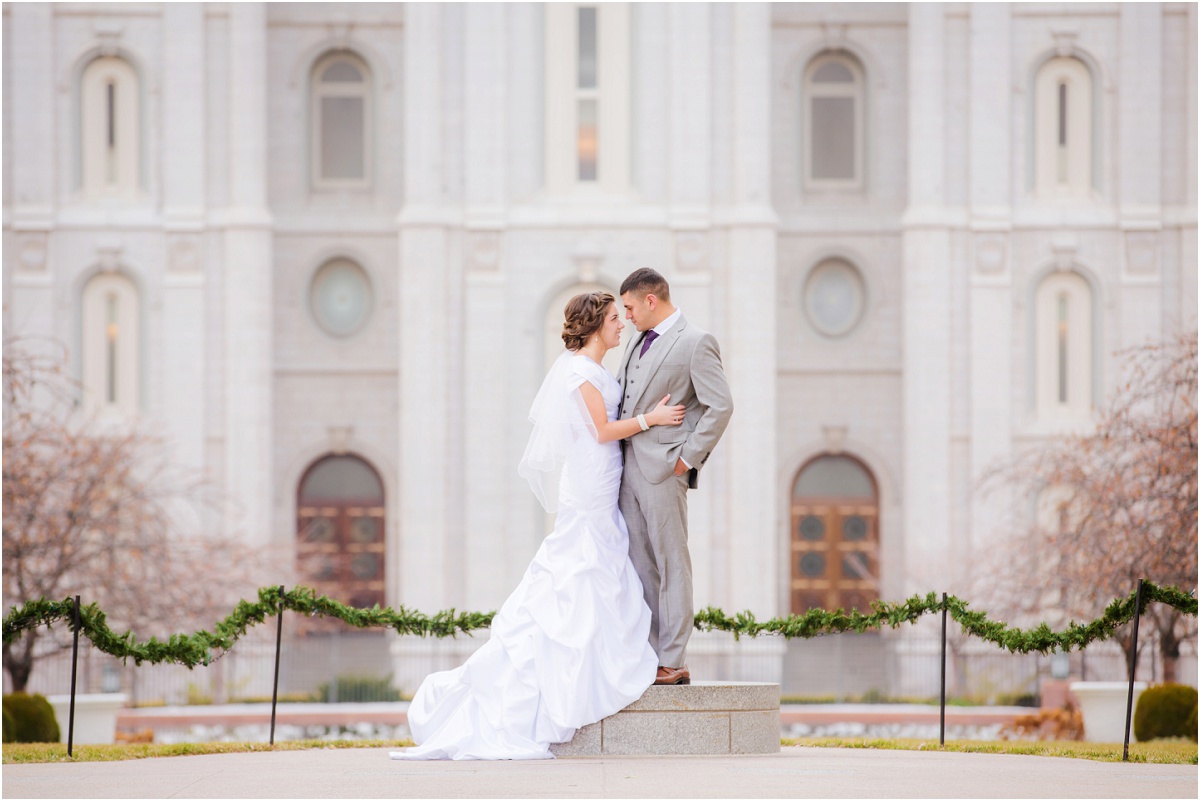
[67,595,81,758]
[270,585,284,746]
[939,592,947,747]
[1122,578,1144,763]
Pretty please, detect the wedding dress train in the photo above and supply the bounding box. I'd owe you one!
[390,353,658,760]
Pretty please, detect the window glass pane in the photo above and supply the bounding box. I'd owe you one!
[804,259,865,337]
[578,7,597,89]
[301,456,384,502]
[811,96,855,180]
[578,98,598,181]
[311,259,373,337]
[321,96,365,180]
[813,61,854,83]
[794,456,875,499]
[322,61,363,83]
[1057,293,1069,403]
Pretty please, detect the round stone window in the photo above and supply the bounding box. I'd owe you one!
[804,258,866,338]
[311,258,372,338]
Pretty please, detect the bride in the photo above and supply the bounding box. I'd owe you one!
[390,291,686,761]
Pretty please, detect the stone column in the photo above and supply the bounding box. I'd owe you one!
[7,4,55,347]
[462,4,509,610]
[901,3,952,577]
[1118,3,1165,348]
[724,2,777,620]
[669,3,711,225]
[9,3,53,221]
[223,3,273,546]
[162,3,207,471]
[398,3,452,611]
[967,3,1013,560]
[506,4,540,201]
[632,3,668,203]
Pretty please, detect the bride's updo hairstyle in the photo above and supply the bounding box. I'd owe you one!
[562,291,616,351]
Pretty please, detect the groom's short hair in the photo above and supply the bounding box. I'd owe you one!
[620,268,671,302]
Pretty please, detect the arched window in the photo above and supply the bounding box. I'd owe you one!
[81,272,140,415]
[790,454,879,614]
[1034,271,1093,418]
[803,53,865,189]
[311,52,371,188]
[80,56,140,196]
[297,454,386,609]
[544,3,631,194]
[1034,57,1093,197]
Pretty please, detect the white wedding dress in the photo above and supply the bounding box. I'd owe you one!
[390,353,658,760]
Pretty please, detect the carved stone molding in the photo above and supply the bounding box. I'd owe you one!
[97,243,124,273]
[675,232,709,274]
[1051,30,1079,58]
[16,234,48,273]
[974,234,1007,275]
[93,21,124,57]
[571,239,604,284]
[1050,234,1078,272]
[328,425,354,455]
[467,231,502,273]
[820,22,848,50]
[167,235,203,274]
[821,424,847,455]
[1124,231,1158,275]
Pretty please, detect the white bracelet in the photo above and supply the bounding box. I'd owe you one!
[637,414,649,431]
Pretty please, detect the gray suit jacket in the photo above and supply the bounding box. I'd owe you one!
[618,315,734,486]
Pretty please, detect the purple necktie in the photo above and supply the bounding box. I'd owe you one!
[639,329,659,358]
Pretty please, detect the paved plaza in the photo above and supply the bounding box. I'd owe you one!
[3,746,1196,799]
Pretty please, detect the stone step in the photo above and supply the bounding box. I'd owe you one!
[550,682,780,757]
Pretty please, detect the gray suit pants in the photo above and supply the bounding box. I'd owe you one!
[619,446,693,669]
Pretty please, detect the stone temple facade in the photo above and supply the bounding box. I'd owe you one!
[3,3,1195,695]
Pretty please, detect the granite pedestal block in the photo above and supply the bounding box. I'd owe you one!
[550,682,780,757]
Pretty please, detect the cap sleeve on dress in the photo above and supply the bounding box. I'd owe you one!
[567,355,609,393]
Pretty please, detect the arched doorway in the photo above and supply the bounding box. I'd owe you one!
[296,454,386,609]
[790,454,880,614]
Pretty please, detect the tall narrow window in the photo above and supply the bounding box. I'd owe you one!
[106,82,117,184]
[803,53,865,189]
[311,52,371,189]
[1035,272,1093,419]
[577,7,599,181]
[1034,57,1093,197]
[81,57,140,196]
[1056,83,1068,185]
[545,3,630,194]
[1056,294,1068,403]
[105,293,119,404]
[82,272,140,416]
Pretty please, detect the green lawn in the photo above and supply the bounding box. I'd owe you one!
[4,736,1195,765]
[782,736,1198,765]
[2,738,414,764]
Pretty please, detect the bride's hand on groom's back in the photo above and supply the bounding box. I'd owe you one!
[646,395,686,427]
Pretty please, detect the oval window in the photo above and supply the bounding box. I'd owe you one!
[311,258,373,338]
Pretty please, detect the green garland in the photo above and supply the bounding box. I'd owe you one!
[694,582,1197,655]
[2,581,1194,668]
[3,586,495,668]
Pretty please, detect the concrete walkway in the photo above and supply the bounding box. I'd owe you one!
[4,746,1195,799]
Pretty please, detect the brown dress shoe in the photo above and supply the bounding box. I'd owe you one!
[653,665,691,685]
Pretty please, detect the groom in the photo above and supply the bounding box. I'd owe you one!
[617,268,734,686]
